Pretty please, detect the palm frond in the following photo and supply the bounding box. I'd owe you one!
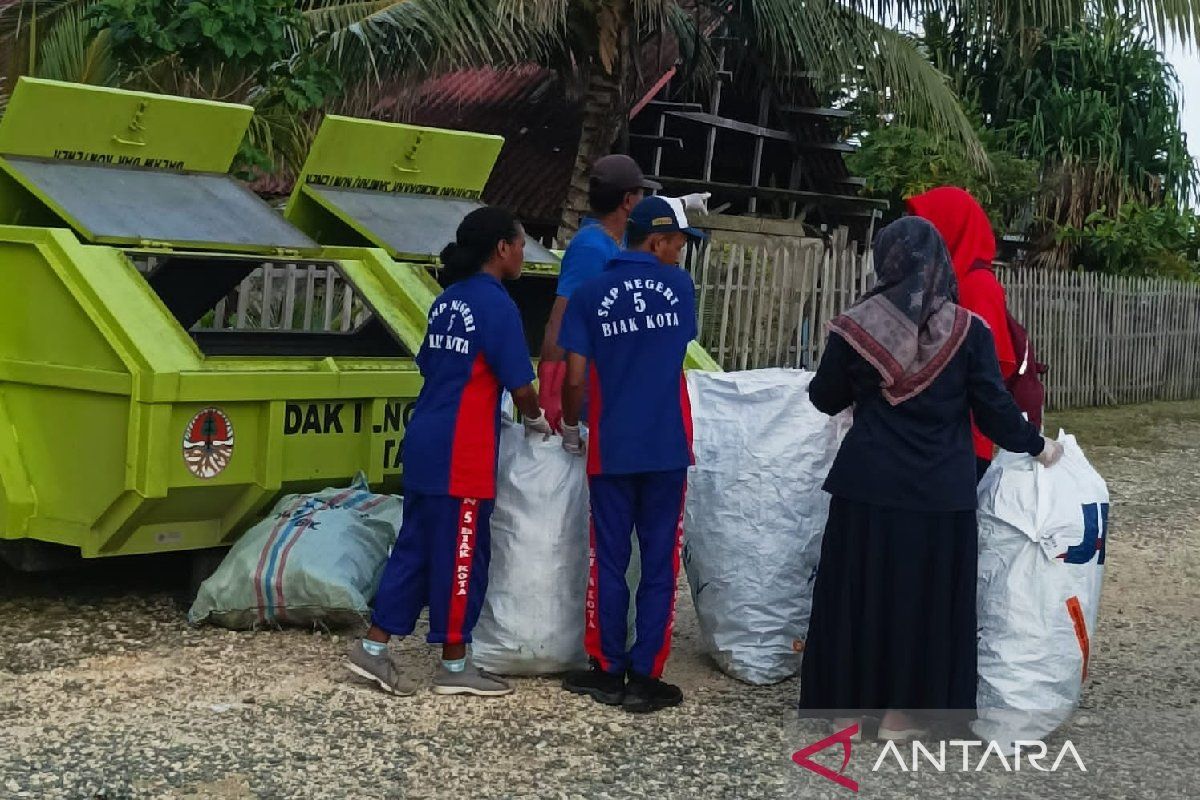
[32,5,116,86]
[0,0,91,44]
[858,0,1200,44]
[307,0,555,85]
[739,0,986,165]
[664,1,715,87]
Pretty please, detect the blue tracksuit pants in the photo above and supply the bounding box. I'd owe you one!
[371,492,493,645]
[586,469,687,678]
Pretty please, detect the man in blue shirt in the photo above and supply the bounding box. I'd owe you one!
[556,195,704,713]
[537,154,659,430]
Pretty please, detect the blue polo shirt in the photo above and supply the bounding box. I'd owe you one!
[558,251,697,476]
[556,217,622,299]
[403,272,535,498]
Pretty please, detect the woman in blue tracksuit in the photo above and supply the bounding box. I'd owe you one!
[346,207,553,697]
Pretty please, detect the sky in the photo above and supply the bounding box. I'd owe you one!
[1167,37,1200,165]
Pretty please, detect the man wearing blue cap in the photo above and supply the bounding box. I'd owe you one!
[555,195,704,713]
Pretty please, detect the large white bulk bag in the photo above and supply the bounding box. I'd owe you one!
[472,420,591,675]
[683,369,848,685]
[975,432,1109,744]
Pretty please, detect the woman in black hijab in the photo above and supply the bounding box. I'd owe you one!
[799,217,1062,740]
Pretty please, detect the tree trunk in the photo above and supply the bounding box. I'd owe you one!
[557,67,624,242]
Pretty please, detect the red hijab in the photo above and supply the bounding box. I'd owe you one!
[905,187,995,280]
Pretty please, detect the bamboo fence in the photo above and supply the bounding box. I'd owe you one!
[998,268,1200,409]
[182,242,1200,412]
[182,262,370,333]
[687,238,1200,410]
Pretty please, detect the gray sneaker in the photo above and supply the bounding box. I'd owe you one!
[432,660,514,697]
[346,641,418,696]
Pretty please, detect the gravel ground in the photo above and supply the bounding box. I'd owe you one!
[1,402,1198,799]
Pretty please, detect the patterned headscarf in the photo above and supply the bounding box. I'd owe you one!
[828,217,972,405]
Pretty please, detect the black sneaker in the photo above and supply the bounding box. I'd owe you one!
[622,672,683,714]
[562,665,625,706]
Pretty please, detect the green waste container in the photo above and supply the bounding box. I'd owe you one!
[0,79,437,564]
[285,115,721,371]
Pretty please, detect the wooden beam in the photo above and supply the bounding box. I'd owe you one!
[780,106,854,120]
[630,67,677,119]
[703,46,726,182]
[794,140,858,154]
[647,175,889,208]
[644,100,703,112]
[630,134,684,150]
[665,110,795,142]
[749,88,769,214]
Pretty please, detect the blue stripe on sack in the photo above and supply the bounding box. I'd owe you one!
[262,513,307,622]
[260,489,378,620]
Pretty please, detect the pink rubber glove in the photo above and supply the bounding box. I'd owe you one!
[537,360,567,433]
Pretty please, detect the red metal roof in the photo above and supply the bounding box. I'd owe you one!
[400,66,581,230]
[251,66,580,231]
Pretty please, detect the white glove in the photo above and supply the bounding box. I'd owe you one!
[677,192,711,214]
[523,409,553,440]
[1035,437,1064,468]
[561,421,585,456]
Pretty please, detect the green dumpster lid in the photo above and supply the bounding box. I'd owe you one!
[286,116,558,268]
[0,78,318,254]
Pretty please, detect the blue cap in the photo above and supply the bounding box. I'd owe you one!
[627,196,708,240]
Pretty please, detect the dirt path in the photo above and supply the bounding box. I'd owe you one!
[1,402,1197,799]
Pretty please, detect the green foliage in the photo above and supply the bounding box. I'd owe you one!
[921,12,1196,226]
[87,0,302,68]
[851,9,1199,275]
[848,121,1039,231]
[1057,201,1200,279]
[82,0,342,176]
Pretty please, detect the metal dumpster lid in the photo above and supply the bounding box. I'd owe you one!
[286,116,558,268]
[0,78,318,254]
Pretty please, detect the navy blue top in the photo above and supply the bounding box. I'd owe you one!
[559,251,697,476]
[403,273,535,499]
[810,317,1043,512]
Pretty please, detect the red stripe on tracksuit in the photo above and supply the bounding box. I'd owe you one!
[651,486,688,678]
[445,497,480,645]
[679,371,694,463]
[586,363,603,476]
[448,353,499,498]
[584,514,609,672]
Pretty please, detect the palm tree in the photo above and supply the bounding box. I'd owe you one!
[921,9,1198,266]
[4,0,1198,236]
[308,0,990,236]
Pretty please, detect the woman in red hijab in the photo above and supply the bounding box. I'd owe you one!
[906,187,1017,479]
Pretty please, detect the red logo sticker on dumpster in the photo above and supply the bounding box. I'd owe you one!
[183,407,234,479]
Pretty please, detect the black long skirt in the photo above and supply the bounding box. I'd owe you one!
[798,496,977,714]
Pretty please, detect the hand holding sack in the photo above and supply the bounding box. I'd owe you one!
[1035,436,1064,468]
[561,421,585,456]
[523,408,554,440]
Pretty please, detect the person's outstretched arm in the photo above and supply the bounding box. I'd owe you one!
[966,320,1045,457]
[808,333,856,416]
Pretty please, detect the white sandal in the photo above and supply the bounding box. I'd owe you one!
[876,725,926,742]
